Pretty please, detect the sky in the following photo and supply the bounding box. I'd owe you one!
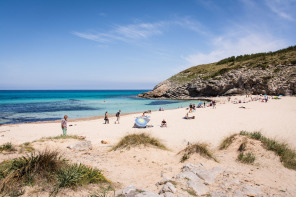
[0,0,296,90]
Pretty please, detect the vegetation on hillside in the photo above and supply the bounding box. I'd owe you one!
[219,131,296,170]
[169,45,296,83]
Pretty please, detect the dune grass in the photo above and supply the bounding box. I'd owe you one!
[0,150,109,195]
[111,133,167,151]
[19,142,35,153]
[219,134,237,150]
[237,152,256,164]
[37,135,85,142]
[179,143,218,163]
[240,131,296,170]
[0,142,16,153]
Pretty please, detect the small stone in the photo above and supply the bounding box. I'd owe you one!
[163,192,174,197]
[159,182,177,194]
[156,177,171,185]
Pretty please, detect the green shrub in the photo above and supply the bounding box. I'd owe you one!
[0,142,16,152]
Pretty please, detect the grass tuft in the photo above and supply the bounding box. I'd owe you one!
[237,152,256,164]
[111,133,167,151]
[219,134,237,150]
[19,142,35,153]
[0,142,16,152]
[38,135,85,142]
[0,150,108,195]
[240,131,296,170]
[179,143,218,163]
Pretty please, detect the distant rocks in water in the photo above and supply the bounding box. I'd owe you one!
[146,100,179,105]
[139,46,296,99]
[67,141,92,151]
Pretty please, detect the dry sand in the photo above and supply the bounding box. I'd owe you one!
[0,95,296,196]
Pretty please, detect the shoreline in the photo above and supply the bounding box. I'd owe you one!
[0,97,213,126]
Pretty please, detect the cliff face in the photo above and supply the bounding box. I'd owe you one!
[139,46,296,99]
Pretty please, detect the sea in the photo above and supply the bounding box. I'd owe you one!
[0,90,200,125]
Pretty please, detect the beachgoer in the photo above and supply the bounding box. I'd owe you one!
[115,110,121,124]
[61,115,68,136]
[185,113,195,120]
[104,111,109,124]
[189,104,193,113]
[204,101,206,108]
[193,104,196,111]
[142,112,146,117]
[159,107,162,111]
[161,119,167,127]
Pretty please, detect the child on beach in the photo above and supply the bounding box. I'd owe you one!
[61,115,68,136]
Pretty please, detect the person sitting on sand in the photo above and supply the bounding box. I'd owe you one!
[142,112,146,117]
[185,113,195,120]
[61,115,68,136]
[104,111,109,124]
[161,119,167,127]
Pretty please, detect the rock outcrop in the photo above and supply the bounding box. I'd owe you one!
[139,46,296,99]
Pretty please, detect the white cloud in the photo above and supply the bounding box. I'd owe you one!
[184,31,287,66]
[72,18,204,43]
[114,22,164,39]
[265,0,295,21]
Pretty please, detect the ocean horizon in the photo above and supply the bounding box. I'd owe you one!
[0,90,199,125]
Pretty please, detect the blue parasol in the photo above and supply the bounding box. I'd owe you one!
[135,117,148,127]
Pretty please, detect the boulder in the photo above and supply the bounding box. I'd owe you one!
[67,141,92,151]
[175,171,201,182]
[187,180,209,196]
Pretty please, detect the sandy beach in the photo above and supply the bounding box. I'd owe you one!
[1,96,296,149]
[0,95,296,196]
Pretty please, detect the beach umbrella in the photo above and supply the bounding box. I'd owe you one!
[135,117,148,127]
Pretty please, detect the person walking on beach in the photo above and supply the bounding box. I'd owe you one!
[212,100,216,109]
[61,115,68,136]
[115,110,121,124]
[104,111,109,124]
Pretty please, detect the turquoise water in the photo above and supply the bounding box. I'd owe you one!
[0,90,199,124]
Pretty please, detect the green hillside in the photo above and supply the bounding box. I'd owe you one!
[170,46,296,83]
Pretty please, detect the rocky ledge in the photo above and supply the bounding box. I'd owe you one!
[139,47,296,99]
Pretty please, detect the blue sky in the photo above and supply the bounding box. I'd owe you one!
[0,0,295,90]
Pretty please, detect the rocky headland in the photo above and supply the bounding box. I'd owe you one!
[139,46,296,99]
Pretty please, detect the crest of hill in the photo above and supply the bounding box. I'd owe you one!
[139,45,296,98]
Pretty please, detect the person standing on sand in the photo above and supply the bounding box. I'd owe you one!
[115,110,121,124]
[104,111,109,124]
[61,115,68,136]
